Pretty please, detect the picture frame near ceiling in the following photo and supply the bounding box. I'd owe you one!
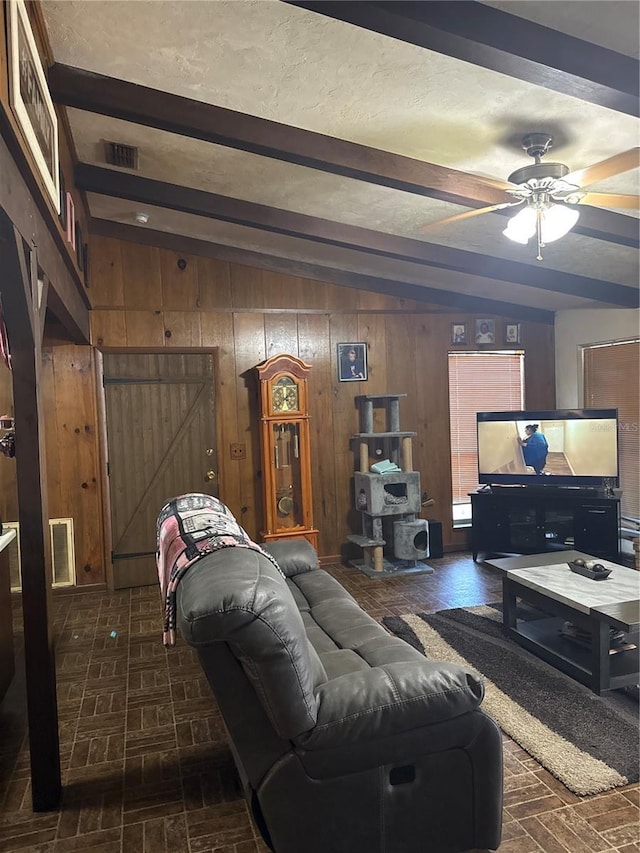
[7,0,60,213]
[451,323,467,345]
[337,342,368,382]
[66,193,75,250]
[58,166,67,230]
[505,323,521,345]
[475,319,495,345]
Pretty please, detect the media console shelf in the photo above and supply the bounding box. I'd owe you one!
[471,488,620,562]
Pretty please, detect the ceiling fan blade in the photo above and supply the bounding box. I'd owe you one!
[564,148,640,188]
[467,174,516,192]
[578,191,639,209]
[420,201,520,231]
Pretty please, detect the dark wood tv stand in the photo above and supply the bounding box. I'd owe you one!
[471,487,620,562]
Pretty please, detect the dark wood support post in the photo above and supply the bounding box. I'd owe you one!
[0,208,61,810]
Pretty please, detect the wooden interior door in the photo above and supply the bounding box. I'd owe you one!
[103,353,217,588]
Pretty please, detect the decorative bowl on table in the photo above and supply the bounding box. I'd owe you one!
[567,559,611,581]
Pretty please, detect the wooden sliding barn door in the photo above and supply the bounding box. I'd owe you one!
[103,353,218,588]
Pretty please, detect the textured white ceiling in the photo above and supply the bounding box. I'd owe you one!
[70,109,639,287]
[42,0,640,310]
[44,1,639,168]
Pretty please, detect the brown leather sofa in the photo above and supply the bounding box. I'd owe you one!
[176,536,503,853]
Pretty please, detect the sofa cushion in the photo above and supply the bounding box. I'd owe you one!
[277,566,485,751]
[295,660,485,751]
[263,539,318,576]
[290,570,427,668]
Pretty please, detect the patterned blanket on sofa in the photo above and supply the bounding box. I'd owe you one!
[156,493,281,646]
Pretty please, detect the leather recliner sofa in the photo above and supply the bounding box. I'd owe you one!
[176,536,503,853]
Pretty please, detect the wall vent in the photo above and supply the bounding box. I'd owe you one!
[104,140,139,170]
[7,518,76,591]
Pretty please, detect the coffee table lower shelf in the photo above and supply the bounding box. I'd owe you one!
[505,615,639,693]
[504,578,640,695]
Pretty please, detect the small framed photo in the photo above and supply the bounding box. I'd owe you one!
[475,318,495,344]
[451,323,466,345]
[505,323,521,344]
[66,193,75,250]
[58,167,67,231]
[338,342,368,382]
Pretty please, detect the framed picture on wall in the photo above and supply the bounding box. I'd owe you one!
[337,342,368,382]
[58,167,67,231]
[505,323,521,344]
[475,319,495,344]
[451,323,466,345]
[66,193,75,250]
[7,0,60,213]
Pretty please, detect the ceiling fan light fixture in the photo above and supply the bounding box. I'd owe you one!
[503,201,580,250]
[540,204,580,243]
[502,205,537,244]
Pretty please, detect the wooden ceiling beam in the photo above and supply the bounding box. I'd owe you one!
[76,163,639,308]
[48,63,505,207]
[49,64,638,248]
[286,1,639,117]
[90,217,555,323]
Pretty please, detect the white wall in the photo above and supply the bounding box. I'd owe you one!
[555,309,640,408]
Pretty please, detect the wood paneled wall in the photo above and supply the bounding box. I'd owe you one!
[0,3,97,586]
[0,345,104,586]
[89,235,555,565]
[0,0,553,581]
[0,231,556,584]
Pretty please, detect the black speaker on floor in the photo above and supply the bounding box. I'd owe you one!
[428,520,443,559]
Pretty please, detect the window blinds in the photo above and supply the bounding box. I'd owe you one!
[448,353,524,504]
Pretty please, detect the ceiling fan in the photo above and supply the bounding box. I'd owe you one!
[423,133,640,261]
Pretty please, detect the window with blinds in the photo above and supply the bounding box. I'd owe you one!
[583,340,639,521]
[448,352,525,514]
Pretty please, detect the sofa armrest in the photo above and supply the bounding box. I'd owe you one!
[294,660,484,750]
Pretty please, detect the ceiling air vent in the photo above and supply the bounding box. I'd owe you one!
[104,140,139,170]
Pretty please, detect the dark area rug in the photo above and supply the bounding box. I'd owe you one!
[383,603,639,796]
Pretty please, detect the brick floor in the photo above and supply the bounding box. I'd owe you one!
[0,552,637,852]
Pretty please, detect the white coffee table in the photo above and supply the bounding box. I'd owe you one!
[502,555,640,694]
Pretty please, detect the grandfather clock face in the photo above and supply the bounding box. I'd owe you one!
[272,375,299,413]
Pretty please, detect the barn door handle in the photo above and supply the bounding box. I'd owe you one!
[205,470,217,481]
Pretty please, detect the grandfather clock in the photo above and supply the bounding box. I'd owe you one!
[256,354,318,549]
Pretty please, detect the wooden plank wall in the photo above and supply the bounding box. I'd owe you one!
[0,1,98,585]
[0,345,104,586]
[88,235,555,566]
[0,229,554,585]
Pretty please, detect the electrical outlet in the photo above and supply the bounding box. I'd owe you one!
[230,442,246,460]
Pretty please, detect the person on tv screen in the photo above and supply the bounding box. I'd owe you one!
[518,423,548,474]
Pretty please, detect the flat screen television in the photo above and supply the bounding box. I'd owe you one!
[476,409,619,488]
